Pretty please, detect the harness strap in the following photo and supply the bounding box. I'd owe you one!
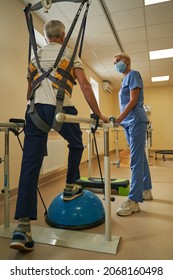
[24,0,90,133]
[28,99,51,133]
[51,88,65,131]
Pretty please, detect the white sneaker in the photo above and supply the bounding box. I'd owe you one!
[116,199,140,216]
[143,190,153,200]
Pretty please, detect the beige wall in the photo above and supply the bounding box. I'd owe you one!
[145,85,173,150]
[115,84,173,151]
[0,0,116,191]
[0,0,172,193]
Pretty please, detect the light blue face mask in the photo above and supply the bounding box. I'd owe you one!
[115,60,127,73]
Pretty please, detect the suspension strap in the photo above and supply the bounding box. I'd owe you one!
[24,0,90,133]
[28,100,51,133]
[52,0,90,131]
[24,0,89,90]
[30,0,87,12]
[90,114,105,196]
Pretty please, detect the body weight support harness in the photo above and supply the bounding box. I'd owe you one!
[24,0,90,133]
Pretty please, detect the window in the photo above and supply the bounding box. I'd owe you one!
[90,77,99,108]
[34,29,46,48]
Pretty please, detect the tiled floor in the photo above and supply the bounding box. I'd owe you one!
[0,151,173,260]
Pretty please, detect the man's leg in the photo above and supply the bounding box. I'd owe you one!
[10,105,53,251]
[59,106,84,200]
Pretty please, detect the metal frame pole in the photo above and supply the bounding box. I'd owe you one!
[0,118,120,254]
[0,122,23,228]
[56,113,117,242]
[4,129,10,228]
[87,130,92,177]
[103,127,111,241]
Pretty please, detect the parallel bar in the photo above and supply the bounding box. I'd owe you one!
[0,122,21,129]
[56,112,99,125]
[56,113,117,129]
[56,113,117,242]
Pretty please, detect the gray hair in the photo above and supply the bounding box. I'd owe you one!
[44,20,65,39]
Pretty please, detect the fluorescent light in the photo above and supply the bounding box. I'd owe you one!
[152,76,169,82]
[149,48,173,60]
[145,0,171,6]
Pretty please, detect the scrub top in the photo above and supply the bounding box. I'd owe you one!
[118,70,148,127]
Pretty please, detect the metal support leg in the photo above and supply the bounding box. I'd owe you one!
[4,129,10,228]
[103,128,111,241]
[0,122,24,229]
[1,116,121,254]
[87,130,92,177]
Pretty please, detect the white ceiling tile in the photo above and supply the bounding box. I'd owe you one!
[111,8,145,31]
[151,64,172,74]
[139,72,151,79]
[84,33,118,48]
[68,38,89,50]
[80,49,98,60]
[99,56,115,66]
[85,15,112,35]
[21,0,173,90]
[56,2,86,21]
[118,27,147,43]
[85,57,102,67]
[148,37,173,51]
[123,41,148,54]
[150,58,173,67]
[35,4,69,23]
[132,61,150,70]
[104,64,116,73]
[88,0,104,17]
[147,22,173,40]
[145,1,173,25]
[92,46,120,58]
[130,52,149,62]
[105,0,143,12]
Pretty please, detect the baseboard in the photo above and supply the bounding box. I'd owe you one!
[0,152,114,203]
[0,159,92,203]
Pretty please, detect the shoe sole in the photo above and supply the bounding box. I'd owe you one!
[10,242,34,251]
[63,191,84,201]
[143,196,153,200]
[116,206,140,216]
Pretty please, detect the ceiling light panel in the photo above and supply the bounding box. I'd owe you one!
[145,0,171,6]
[149,48,173,60]
[152,76,169,82]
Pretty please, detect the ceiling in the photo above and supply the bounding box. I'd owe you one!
[22,0,173,91]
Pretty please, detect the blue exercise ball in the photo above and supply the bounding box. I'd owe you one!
[46,190,105,230]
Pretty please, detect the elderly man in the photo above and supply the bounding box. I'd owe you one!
[10,20,108,251]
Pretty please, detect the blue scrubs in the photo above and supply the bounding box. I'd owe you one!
[119,70,152,202]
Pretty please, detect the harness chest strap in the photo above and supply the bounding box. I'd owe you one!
[29,59,76,97]
[28,59,76,132]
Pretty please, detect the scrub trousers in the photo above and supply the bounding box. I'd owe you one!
[123,122,152,202]
[14,104,84,220]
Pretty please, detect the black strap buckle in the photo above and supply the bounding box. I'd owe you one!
[56,88,65,101]
[90,113,99,133]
